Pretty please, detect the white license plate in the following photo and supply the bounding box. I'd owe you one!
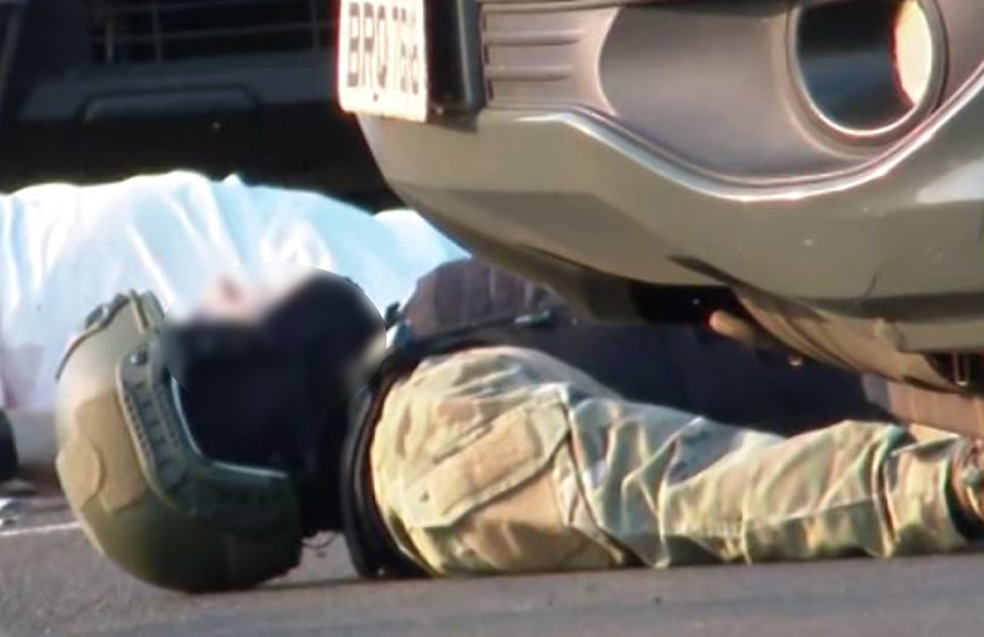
[337,0,429,122]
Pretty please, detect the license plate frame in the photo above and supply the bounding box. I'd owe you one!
[337,0,429,123]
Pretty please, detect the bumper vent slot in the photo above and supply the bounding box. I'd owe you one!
[89,0,331,65]
[481,7,615,107]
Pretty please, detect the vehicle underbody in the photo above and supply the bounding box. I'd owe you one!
[356,0,984,437]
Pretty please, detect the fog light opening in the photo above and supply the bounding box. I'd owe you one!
[794,0,944,141]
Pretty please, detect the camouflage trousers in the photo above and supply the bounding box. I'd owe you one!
[370,346,971,576]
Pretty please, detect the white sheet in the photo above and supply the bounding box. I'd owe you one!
[0,171,469,411]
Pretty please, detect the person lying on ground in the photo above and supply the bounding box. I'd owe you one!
[53,255,983,593]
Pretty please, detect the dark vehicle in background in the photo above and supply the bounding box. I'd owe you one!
[0,0,396,208]
[348,0,984,436]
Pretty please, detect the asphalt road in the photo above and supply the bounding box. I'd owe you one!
[2,505,984,637]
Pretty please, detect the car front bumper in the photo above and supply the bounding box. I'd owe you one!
[360,0,984,354]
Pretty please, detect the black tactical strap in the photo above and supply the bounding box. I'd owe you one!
[339,342,447,580]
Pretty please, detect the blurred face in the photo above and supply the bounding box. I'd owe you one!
[161,267,384,477]
[192,269,314,325]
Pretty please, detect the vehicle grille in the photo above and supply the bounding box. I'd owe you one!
[0,9,8,50]
[0,1,26,110]
[89,0,332,65]
[0,12,9,63]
